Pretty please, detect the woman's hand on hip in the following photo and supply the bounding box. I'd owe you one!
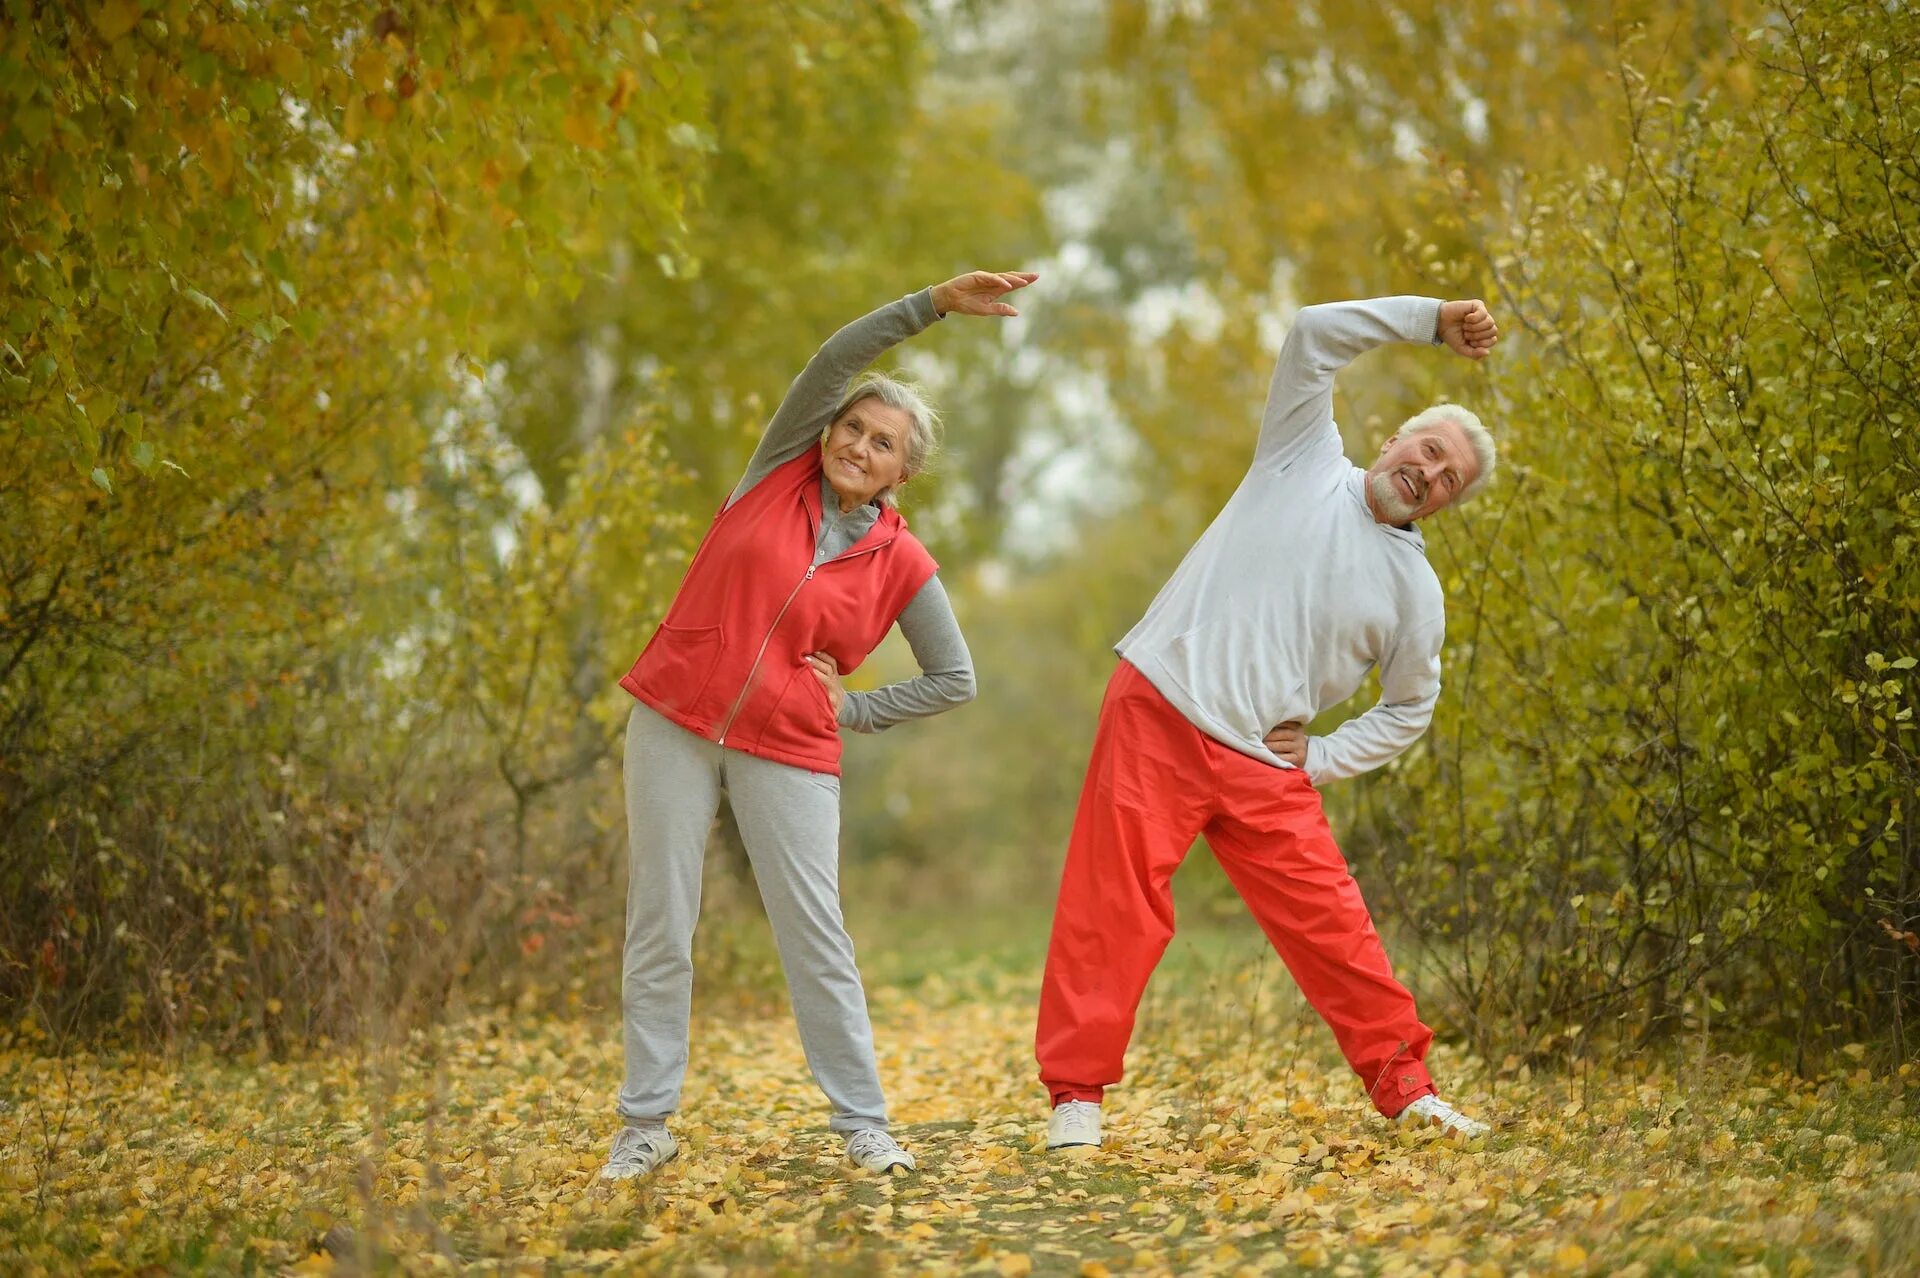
[1264,721,1308,768]
[931,271,1039,319]
[805,652,846,719]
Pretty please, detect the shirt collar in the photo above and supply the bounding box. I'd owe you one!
[819,472,882,535]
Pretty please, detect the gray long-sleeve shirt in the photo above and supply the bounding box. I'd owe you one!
[1115,296,1449,783]
[725,289,976,733]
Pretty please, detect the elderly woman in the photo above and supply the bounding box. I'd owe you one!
[602,271,1037,1181]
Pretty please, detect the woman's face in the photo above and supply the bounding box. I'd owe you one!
[821,398,912,509]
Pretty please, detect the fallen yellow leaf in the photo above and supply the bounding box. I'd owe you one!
[1553,1242,1589,1272]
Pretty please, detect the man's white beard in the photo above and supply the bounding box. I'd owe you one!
[1369,469,1420,524]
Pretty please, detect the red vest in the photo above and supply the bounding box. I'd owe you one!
[619,451,938,775]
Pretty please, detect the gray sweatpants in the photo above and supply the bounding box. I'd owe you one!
[617,703,888,1133]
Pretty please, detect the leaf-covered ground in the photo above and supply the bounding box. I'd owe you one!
[3,940,1916,1276]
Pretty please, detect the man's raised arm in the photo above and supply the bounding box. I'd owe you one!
[1256,295,1496,468]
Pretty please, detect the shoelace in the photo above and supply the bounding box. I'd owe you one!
[1054,1102,1099,1138]
[846,1130,904,1161]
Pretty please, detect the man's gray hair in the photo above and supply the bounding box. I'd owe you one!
[1401,402,1497,503]
[831,371,942,508]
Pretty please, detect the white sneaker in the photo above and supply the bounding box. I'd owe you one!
[1396,1095,1489,1138]
[845,1128,916,1173]
[600,1125,679,1181]
[1047,1100,1103,1149]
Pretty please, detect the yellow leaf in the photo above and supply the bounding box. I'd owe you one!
[562,113,604,151]
[1553,1243,1589,1272]
[270,42,303,82]
[352,48,387,89]
[486,15,528,57]
[1079,1264,1113,1278]
[995,1254,1033,1278]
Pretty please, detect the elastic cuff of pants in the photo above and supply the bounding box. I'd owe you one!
[1374,1075,1437,1118]
[1048,1085,1104,1107]
[830,1120,889,1135]
[620,1113,672,1129]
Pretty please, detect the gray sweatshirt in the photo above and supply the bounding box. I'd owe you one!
[1115,296,1449,783]
[726,289,976,733]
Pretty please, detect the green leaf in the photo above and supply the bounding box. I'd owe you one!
[183,288,229,321]
[130,440,156,472]
[277,279,299,305]
[91,0,142,43]
[91,466,113,494]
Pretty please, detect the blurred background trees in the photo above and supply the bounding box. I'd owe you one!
[3,0,1913,1064]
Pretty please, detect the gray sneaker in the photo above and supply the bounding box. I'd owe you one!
[845,1128,916,1173]
[600,1125,679,1181]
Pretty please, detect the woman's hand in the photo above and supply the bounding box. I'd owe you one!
[1263,721,1308,768]
[931,271,1039,319]
[805,652,845,720]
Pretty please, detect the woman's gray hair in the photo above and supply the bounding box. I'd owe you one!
[830,371,942,508]
[1401,402,1497,503]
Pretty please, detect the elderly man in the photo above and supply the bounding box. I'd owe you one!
[1037,295,1500,1149]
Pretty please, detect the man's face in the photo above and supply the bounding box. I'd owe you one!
[1363,422,1479,524]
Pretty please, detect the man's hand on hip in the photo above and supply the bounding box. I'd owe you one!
[1437,299,1499,360]
[1264,721,1308,768]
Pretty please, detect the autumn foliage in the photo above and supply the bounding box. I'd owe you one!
[3,0,1916,1072]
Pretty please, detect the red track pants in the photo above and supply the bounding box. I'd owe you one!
[1035,661,1436,1117]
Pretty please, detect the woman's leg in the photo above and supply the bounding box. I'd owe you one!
[725,753,888,1133]
[617,704,725,1126]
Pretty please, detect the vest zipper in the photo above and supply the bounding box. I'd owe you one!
[709,507,896,749]
[716,564,816,747]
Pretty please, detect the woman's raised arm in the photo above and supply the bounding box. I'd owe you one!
[728,272,1037,507]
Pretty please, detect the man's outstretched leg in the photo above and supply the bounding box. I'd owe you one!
[1203,757,1487,1136]
[1036,662,1211,1147]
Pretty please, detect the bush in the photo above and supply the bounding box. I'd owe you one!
[1377,1,1920,1059]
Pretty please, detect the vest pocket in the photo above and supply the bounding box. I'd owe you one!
[758,663,840,755]
[796,662,840,731]
[645,623,724,713]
